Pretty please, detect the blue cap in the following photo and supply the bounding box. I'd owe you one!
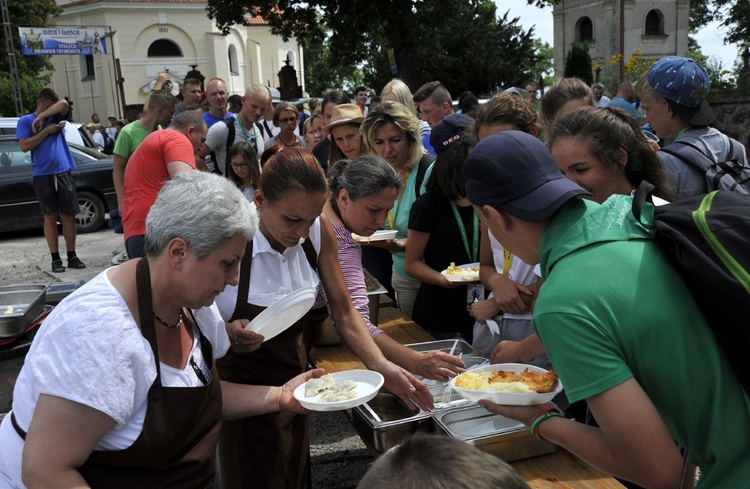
[429,113,474,155]
[463,131,589,221]
[646,56,714,125]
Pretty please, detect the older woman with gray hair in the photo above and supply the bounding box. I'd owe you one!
[0,171,323,488]
[321,155,465,380]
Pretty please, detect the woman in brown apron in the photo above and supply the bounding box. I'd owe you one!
[217,148,433,489]
[1,172,320,488]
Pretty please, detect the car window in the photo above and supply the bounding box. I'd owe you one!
[0,140,31,174]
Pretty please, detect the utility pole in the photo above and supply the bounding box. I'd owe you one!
[1,0,24,115]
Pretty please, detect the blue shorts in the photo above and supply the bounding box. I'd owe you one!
[32,171,80,216]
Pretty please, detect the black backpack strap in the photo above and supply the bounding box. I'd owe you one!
[414,152,435,196]
[632,180,656,225]
[223,118,236,177]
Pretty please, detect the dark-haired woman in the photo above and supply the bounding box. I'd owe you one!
[226,142,260,201]
[214,148,432,489]
[264,103,304,150]
[404,115,478,341]
[322,155,466,380]
[548,106,675,203]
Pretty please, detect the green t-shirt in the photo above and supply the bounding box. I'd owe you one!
[113,121,151,161]
[385,157,433,280]
[534,195,750,487]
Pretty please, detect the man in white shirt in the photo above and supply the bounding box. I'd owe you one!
[591,83,611,107]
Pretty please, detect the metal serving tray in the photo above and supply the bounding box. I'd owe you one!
[351,391,432,453]
[404,339,475,355]
[0,284,50,338]
[432,405,557,462]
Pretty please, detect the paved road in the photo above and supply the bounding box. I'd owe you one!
[0,225,374,488]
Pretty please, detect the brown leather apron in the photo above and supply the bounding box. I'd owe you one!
[216,238,325,489]
[77,258,223,488]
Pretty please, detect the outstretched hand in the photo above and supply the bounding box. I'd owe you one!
[279,368,326,414]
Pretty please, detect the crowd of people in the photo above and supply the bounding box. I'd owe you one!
[6,54,749,488]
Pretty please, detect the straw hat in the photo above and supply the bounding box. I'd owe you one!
[322,104,364,133]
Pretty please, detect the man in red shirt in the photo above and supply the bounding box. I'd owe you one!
[122,110,207,258]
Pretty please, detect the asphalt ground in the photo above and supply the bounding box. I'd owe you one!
[0,225,374,488]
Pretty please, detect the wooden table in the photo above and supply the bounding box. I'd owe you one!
[309,307,624,489]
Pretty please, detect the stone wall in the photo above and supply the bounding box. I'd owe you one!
[711,97,750,148]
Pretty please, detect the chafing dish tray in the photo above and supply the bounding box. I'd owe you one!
[351,391,433,453]
[432,405,557,462]
[404,339,474,355]
[0,284,50,338]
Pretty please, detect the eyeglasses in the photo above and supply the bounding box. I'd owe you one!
[231,163,248,169]
[279,117,298,124]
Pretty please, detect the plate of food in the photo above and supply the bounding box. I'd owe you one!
[244,287,317,341]
[450,363,562,406]
[293,370,385,411]
[441,262,480,282]
[351,229,398,243]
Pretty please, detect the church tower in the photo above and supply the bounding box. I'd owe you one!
[552,0,690,81]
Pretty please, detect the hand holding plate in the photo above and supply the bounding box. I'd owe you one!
[280,368,326,414]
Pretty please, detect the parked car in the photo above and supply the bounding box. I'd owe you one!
[0,117,97,149]
[0,135,117,233]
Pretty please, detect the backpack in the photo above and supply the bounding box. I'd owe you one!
[660,137,750,194]
[101,131,115,155]
[633,181,750,394]
[209,118,236,177]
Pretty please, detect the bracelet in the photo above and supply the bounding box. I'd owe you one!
[529,407,563,442]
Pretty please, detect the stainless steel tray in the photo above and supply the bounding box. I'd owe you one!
[404,339,474,355]
[432,405,557,462]
[351,391,432,453]
[0,284,50,338]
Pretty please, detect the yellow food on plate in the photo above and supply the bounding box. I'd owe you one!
[3,306,13,315]
[444,262,479,275]
[455,368,558,394]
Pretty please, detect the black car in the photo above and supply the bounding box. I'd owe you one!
[0,135,117,233]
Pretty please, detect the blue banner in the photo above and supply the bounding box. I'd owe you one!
[19,27,109,56]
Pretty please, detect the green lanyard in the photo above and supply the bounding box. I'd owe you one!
[236,115,256,144]
[450,201,479,262]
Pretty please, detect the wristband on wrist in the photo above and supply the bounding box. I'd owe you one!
[529,406,563,442]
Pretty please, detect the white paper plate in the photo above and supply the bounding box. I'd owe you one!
[440,262,480,282]
[450,363,562,406]
[351,229,398,243]
[293,370,385,412]
[244,287,317,341]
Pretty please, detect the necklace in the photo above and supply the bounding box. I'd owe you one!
[153,309,183,329]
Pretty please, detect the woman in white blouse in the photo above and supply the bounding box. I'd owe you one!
[215,148,433,489]
[0,172,321,488]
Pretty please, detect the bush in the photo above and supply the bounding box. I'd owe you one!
[564,42,594,86]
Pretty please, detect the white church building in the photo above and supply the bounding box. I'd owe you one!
[46,0,305,120]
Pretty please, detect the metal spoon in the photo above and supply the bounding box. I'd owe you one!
[362,401,382,423]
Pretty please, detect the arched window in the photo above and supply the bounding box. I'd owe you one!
[577,17,593,43]
[228,45,239,75]
[645,10,664,35]
[147,39,182,57]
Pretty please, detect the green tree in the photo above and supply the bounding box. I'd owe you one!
[564,42,593,85]
[301,34,364,97]
[0,0,61,114]
[207,0,537,96]
[529,39,554,90]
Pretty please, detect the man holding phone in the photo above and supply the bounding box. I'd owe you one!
[17,88,86,273]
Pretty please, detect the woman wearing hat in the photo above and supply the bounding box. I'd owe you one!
[323,103,366,169]
[264,102,305,150]
[405,114,479,341]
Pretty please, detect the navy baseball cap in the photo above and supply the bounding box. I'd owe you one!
[464,131,589,221]
[646,56,714,126]
[430,113,474,155]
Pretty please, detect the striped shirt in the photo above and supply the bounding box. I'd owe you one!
[314,222,383,340]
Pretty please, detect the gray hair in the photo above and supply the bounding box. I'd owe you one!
[327,154,402,203]
[591,82,605,90]
[145,171,258,259]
